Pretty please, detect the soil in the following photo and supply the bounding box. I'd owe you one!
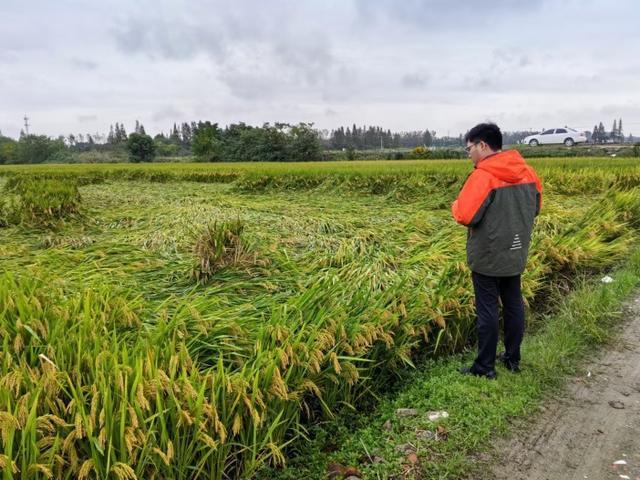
[486,293,640,480]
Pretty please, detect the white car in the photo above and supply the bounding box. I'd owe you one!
[523,127,587,147]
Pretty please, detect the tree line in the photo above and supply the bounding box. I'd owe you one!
[2,118,637,165]
[323,126,551,150]
[191,122,321,162]
[325,125,434,150]
[0,121,322,164]
[591,118,627,144]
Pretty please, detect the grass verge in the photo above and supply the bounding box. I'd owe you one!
[263,248,640,479]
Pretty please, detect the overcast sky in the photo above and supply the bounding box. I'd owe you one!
[1,0,639,139]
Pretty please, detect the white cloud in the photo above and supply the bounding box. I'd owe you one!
[0,0,638,138]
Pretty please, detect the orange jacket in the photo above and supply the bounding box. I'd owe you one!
[452,150,542,226]
[452,150,542,276]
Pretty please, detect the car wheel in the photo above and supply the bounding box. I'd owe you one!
[564,138,575,147]
[529,139,539,146]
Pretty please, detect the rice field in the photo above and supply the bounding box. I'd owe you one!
[1,158,640,479]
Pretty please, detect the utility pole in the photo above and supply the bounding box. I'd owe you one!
[23,115,30,135]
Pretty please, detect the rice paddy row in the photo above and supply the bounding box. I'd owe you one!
[1,158,640,478]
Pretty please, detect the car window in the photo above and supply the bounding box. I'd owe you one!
[542,129,554,135]
[556,128,567,134]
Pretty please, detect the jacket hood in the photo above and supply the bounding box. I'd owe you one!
[476,149,529,184]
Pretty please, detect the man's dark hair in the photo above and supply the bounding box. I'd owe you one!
[464,123,502,151]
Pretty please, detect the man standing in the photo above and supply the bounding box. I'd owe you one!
[452,123,542,379]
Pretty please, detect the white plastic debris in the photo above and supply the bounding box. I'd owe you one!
[601,275,614,284]
[613,460,627,465]
[428,411,449,422]
[396,408,419,417]
[619,475,630,480]
[587,371,592,378]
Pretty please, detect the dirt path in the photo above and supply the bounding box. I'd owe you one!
[488,294,640,480]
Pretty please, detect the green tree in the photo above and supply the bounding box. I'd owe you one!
[127,133,156,162]
[331,127,346,149]
[16,135,66,164]
[423,129,433,147]
[170,123,181,145]
[180,123,192,146]
[116,123,128,143]
[107,125,115,144]
[247,123,288,162]
[0,135,18,164]
[154,134,179,156]
[598,122,605,142]
[345,145,356,160]
[287,123,322,161]
[192,122,222,161]
[133,120,146,135]
[112,123,121,143]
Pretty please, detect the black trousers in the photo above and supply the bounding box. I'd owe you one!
[471,271,525,373]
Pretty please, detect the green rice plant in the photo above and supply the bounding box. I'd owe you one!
[191,219,248,283]
[2,158,640,479]
[3,177,81,228]
[0,197,18,228]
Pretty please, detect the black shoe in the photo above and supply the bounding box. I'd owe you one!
[460,366,497,380]
[497,353,521,373]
